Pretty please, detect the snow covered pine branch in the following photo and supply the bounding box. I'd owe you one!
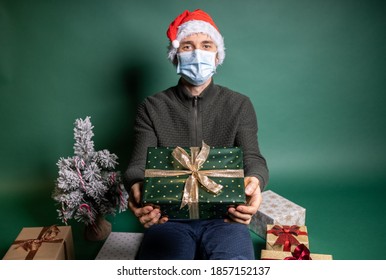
[52,117,128,230]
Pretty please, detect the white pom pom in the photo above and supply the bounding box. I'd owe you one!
[172,40,180,49]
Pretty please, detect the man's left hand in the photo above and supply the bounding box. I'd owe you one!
[225,176,262,225]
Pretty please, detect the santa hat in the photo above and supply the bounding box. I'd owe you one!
[166,9,225,65]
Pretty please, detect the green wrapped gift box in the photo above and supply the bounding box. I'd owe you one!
[142,142,246,219]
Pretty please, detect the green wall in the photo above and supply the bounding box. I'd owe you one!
[1,0,385,259]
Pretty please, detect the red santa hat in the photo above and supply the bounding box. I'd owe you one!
[166,9,225,65]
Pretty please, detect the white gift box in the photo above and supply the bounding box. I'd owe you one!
[95,232,143,260]
[249,190,306,239]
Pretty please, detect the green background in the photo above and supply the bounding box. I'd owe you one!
[1,0,385,260]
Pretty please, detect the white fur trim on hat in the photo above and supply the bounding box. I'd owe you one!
[167,20,225,65]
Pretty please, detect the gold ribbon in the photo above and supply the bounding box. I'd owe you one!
[144,142,244,219]
[12,225,67,260]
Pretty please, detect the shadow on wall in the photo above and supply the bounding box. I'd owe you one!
[111,58,153,172]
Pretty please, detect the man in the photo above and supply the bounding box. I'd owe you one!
[124,9,269,259]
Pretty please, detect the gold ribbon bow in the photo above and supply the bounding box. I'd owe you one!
[13,225,65,260]
[144,142,244,219]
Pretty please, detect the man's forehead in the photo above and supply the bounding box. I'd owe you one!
[180,33,214,43]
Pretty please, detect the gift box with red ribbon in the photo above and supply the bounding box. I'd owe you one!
[142,142,246,219]
[2,225,74,260]
[261,244,333,260]
[266,224,309,252]
[249,190,306,239]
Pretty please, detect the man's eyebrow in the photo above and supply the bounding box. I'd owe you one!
[180,40,215,45]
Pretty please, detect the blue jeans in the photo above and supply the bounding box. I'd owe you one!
[136,219,255,260]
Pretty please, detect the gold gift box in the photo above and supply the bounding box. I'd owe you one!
[261,249,333,260]
[266,224,309,252]
[2,225,74,260]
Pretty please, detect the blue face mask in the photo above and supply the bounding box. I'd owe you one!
[176,49,217,86]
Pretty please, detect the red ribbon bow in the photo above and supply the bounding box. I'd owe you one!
[267,225,308,251]
[284,244,312,260]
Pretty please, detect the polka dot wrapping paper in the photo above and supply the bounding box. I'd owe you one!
[95,232,143,260]
[249,190,306,239]
[142,145,246,219]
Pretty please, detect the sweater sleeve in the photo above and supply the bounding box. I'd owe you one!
[123,100,158,191]
[235,97,269,190]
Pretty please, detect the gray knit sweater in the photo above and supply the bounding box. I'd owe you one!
[124,79,269,190]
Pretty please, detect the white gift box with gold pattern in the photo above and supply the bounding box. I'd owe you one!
[249,190,306,239]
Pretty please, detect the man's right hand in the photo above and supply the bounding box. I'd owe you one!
[128,182,168,228]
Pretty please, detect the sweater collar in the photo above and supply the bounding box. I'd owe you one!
[175,78,218,108]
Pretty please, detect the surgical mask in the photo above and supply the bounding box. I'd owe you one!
[176,49,217,86]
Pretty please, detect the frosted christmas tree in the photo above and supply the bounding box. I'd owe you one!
[52,116,128,240]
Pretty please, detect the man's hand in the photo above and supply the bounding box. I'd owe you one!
[128,182,168,228]
[225,176,262,225]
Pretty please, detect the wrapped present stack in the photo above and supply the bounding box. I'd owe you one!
[142,142,245,219]
[2,225,74,260]
[251,190,332,260]
[260,223,333,260]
